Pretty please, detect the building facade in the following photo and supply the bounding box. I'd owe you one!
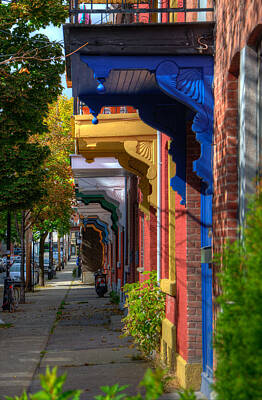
[63,1,262,398]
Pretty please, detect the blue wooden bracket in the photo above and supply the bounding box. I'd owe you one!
[155,60,213,196]
[77,55,214,201]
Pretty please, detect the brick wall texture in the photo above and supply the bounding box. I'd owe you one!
[186,126,202,363]
[175,124,202,363]
[214,1,262,258]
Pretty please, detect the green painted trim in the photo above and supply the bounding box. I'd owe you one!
[76,191,118,233]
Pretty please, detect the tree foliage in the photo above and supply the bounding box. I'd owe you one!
[30,96,74,236]
[29,96,74,285]
[0,143,50,211]
[0,0,67,212]
[31,160,74,236]
[0,0,67,144]
[0,211,20,244]
[214,187,262,400]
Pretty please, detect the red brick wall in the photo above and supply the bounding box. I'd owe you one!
[175,192,188,360]
[186,128,202,363]
[214,1,262,257]
[175,124,201,363]
[150,208,157,270]
[141,207,157,281]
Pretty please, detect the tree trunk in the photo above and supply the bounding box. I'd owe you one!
[20,211,25,304]
[49,232,53,272]
[58,235,61,271]
[62,236,65,268]
[26,229,32,291]
[39,232,48,286]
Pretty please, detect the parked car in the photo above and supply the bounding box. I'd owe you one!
[9,263,39,285]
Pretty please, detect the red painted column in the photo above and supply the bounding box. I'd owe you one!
[174,193,188,360]
[161,134,170,280]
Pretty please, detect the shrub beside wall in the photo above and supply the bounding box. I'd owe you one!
[214,189,262,400]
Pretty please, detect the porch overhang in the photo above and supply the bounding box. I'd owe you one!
[70,154,130,178]
[64,22,214,203]
[80,216,109,244]
[73,113,158,214]
[76,190,119,233]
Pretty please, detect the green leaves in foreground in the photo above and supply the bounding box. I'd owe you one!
[95,368,166,400]
[6,367,81,400]
[5,366,196,400]
[177,389,197,400]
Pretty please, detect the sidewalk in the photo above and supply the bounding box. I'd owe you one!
[0,260,205,400]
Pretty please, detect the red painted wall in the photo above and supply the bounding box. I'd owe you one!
[166,294,176,325]
[174,193,188,360]
[161,134,170,280]
[172,125,202,363]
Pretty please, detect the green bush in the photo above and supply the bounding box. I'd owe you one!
[109,290,120,305]
[214,189,262,400]
[122,271,165,357]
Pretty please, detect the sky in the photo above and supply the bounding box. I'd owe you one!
[38,25,72,99]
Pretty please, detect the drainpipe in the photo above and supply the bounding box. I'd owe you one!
[157,130,162,283]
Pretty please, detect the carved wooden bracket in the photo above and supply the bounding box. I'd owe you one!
[74,114,158,214]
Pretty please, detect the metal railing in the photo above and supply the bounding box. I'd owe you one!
[69,0,214,24]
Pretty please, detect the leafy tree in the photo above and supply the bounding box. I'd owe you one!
[31,161,74,285]
[0,211,20,246]
[0,0,67,214]
[214,187,262,400]
[36,96,74,163]
[0,0,67,145]
[30,96,74,286]
[0,142,50,211]
[0,1,68,295]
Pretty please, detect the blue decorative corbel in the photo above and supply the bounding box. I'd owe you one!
[155,60,214,196]
[77,55,214,200]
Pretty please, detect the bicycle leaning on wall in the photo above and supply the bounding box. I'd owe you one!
[2,256,21,312]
